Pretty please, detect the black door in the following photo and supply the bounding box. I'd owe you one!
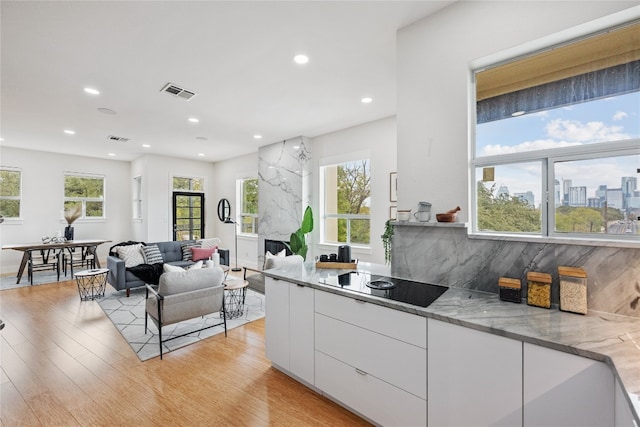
[172,192,204,241]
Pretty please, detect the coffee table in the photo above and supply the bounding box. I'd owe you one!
[222,279,248,319]
[75,268,108,301]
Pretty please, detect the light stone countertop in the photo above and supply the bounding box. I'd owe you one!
[262,261,640,423]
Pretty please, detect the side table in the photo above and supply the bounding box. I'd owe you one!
[75,268,108,301]
[222,279,248,319]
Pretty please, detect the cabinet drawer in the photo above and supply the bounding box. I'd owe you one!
[316,313,426,399]
[316,351,426,427]
[315,290,426,348]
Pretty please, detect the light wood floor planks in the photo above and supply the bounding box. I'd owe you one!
[0,277,371,426]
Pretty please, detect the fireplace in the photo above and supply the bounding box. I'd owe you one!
[265,239,292,256]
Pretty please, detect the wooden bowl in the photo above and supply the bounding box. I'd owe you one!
[436,213,457,222]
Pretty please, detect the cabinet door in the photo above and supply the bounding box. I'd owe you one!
[265,277,290,369]
[523,342,614,427]
[289,284,315,385]
[428,319,522,427]
[615,378,637,427]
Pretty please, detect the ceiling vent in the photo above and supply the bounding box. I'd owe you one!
[107,135,130,142]
[160,83,197,101]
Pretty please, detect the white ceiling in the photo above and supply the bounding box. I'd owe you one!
[0,1,453,163]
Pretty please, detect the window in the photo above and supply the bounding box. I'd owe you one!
[173,176,203,192]
[472,22,640,241]
[64,173,105,218]
[0,168,22,219]
[321,159,371,245]
[238,177,258,235]
[133,176,142,219]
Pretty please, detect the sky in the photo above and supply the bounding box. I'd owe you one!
[476,91,640,207]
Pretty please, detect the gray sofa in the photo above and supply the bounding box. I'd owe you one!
[107,240,229,296]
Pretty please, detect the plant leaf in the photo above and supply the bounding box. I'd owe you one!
[300,206,313,233]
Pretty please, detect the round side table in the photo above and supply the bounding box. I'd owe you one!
[222,279,249,319]
[75,268,109,301]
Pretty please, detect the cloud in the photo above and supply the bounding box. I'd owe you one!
[545,119,628,142]
[481,139,581,156]
[613,111,628,121]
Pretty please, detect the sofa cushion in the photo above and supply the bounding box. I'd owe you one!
[153,241,193,263]
[263,249,286,269]
[116,243,145,268]
[264,254,304,270]
[181,242,200,261]
[142,245,164,265]
[158,266,224,296]
[192,246,217,261]
[163,263,184,273]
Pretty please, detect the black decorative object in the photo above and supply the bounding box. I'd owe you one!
[218,198,240,271]
[64,226,74,241]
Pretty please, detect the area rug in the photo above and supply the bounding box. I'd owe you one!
[98,286,265,361]
[0,271,66,290]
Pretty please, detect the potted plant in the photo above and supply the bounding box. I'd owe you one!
[285,206,313,260]
[63,205,82,240]
[381,219,394,264]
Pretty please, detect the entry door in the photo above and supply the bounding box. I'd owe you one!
[172,192,204,241]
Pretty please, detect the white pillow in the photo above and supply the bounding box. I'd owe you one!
[116,244,145,268]
[163,263,184,273]
[263,249,286,269]
[188,260,203,270]
[196,238,222,249]
[264,254,304,270]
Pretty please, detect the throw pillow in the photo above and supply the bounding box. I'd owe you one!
[163,263,184,273]
[188,260,203,270]
[264,254,304,270]
[115,243,145,268]
[191,246,217,261]
[196,237,222,248]
[181,242,200,261]
[263,249,287,269]
[142,245,164,265]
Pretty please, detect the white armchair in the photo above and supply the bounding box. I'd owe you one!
[145,266,227,359]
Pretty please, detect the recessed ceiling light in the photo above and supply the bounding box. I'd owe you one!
[195,136,208,141]
[511,110,525,117]
[188,117,199,123]
[198,153,205,157]
[64,130,75,135]
[98,107,117,115]
[84,87,100,95]
[254,134,262,140]
[0,138,4,142]
[361,97,373,104]
[142,144,151,148]
[292,145,300,150]
[293,54,309,64]
[108,153,116,157]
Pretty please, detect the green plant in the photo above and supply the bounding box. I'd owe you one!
[285,206,314,260]
[381,219,394,264]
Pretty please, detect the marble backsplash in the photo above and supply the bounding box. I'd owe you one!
[392,223,640,318]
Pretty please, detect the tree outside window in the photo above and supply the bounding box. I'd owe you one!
[64,174,105,218]
[173,176,203,192]
[0,168,21,218]
[239,178,258,234]
[323,160,371,245]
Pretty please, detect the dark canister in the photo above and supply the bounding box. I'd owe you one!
[338,245,351,263]
[499,277,522,303]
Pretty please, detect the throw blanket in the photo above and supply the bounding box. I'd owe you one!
[127,263,165,285]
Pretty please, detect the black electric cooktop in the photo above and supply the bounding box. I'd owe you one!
[318,271,448,308]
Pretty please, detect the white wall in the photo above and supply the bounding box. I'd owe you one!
[0,147,131,273]
[211,152,259,269]
[311,116,397,264]
[396,1,638,223]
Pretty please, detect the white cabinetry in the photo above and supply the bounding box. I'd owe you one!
[314,291,427,426]
[264,277,315,385]
[615,378,638,427]
[523,342,614,426]
[428,318,522,426]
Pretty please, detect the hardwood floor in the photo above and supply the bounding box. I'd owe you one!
[0,277,372,426]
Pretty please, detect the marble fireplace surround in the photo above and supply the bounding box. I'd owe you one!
[392,223,640,318]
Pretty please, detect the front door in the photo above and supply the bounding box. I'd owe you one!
[172,192,204,241]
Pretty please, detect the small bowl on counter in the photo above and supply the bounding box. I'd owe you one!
[436,213,457,222]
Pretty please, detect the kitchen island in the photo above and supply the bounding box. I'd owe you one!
[263,261,640,426]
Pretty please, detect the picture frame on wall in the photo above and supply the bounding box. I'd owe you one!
[390,172,397,202]
[390,206,397,220]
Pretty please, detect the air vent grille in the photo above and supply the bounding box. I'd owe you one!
[107,135,130,142]
[161,83,197,101]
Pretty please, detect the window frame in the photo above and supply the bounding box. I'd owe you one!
[63,172,106,221]
[469,18,640,246]
[0,167,23,220]
[319,155,371,248]
[236,176,258,237]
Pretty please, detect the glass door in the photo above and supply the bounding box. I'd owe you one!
[172,192,204,241]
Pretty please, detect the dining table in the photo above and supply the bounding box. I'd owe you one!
[2,239,112,284]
